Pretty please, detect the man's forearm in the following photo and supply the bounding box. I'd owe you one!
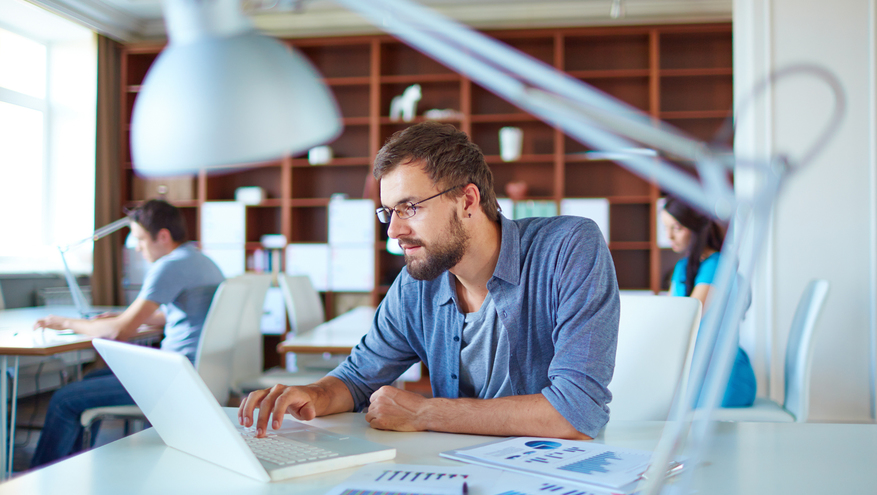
[309,376,357,416]
[421,394,590,439]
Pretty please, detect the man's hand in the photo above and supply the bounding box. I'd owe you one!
[365,386,430,431]
[238,385,319,437]
[237,376,355,438]
[33,315,70,331]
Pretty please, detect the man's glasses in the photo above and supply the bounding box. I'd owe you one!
[376,185,463,224]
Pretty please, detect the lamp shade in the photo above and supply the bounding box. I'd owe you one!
[131,31,342,176]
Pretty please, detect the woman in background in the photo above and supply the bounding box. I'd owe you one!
[661,196,756,408]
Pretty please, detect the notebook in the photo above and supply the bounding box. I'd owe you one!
[93,338,396,482]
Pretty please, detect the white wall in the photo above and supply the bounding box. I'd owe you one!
[735,0,877,422]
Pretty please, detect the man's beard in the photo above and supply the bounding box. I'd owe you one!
[401,211,469,281]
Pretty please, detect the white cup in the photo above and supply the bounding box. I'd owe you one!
[308,145,333,165]
[499,127,523,162]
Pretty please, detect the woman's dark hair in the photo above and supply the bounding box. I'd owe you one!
[373,121,500,222]
[128,199,188,243]
[664,196,724,296]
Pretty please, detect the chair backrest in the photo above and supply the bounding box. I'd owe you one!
[784,279,829,422]
[279,274,325,335]
[608,295,702,421]
[193,278,252,406]
[229,273,273,386]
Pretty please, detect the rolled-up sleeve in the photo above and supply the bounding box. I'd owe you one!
[541,221,619,437]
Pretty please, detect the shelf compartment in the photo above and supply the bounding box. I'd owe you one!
[296,43,371,78]
[333,85,371,119]
[660,75,733,113]
[381,74,460,84]
[611,249,650,290]
[379,250,407,286]
[291,157,373,167]
[663,116,730,143]
[580,76,650,112]
[381,43,455,77]
[470,121,556,156]
[497,36,555,66]
[130,174,197,203]
[124,51,159,85]
[470,113,539,124]
[490,161,557,199]
[659,30,732,70]
[609,203,650,243]
[291,165,371,200]
[205,165,283,201]
[290,207,328,243]
[380,81,461,120]
[245,206,282,243]
[471,84,523,115]
[565,162,651,197]
[324,123,370,159]
[564,34,650,71]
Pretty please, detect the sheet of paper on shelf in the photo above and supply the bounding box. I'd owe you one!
[329,198,374,245]
[201,246,245,278]
[285,243,330,291]
[560,198,610,243]
[260,287,286,335]
[200,201,246,245]
[330,245,375,291]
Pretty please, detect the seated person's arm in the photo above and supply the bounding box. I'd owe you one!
[238,376,355,436]
[690,284,711,309]
[366,387,589,439]
[34,297,161,341]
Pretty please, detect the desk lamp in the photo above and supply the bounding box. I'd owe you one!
[58,216,131,317]
[134,1,845,493]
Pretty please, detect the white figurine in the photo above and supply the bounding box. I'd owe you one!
[389,84,422,122]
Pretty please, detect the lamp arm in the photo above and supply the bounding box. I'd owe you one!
[60,217,132,253]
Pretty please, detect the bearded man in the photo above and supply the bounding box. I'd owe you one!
[239,122,620,440]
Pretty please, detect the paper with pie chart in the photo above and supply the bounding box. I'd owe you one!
[440,437,655,490]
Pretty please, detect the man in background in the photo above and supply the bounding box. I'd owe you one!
[30,199,224,468]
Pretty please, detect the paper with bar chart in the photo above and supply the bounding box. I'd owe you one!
[440,437,657,490]
[325,464,484,495]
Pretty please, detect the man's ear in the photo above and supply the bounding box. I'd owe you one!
[461,183,480,214]
[155,228,173,245]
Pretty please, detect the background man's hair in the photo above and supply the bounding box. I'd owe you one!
[128,199,188,242]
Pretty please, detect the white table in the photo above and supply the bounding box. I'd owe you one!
[0,305,161,480]
[278,306,375,355]
[3,410,876,494]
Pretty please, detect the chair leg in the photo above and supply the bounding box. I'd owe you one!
[81,425,93,451]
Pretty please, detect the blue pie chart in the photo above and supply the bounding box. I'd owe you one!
[524,440,562,450]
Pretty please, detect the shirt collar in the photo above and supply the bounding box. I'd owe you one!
[491,214,520,285]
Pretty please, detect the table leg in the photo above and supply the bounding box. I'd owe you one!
[1,355,7,481]
[7,357,18,477]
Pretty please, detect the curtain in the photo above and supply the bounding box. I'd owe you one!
[92,34,125,307]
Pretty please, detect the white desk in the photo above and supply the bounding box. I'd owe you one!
[278,306,375,355]
[0,305,162,480]
[3,409,876,494]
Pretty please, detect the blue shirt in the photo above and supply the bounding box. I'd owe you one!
[138,242,225,363]
[671,252,720,297]
[328,215,620,437]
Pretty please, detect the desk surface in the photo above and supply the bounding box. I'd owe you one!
[278,306,375,354]
[0,306,163,355]
[3,410,876,495]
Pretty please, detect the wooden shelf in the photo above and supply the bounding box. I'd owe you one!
[119,22,733,303]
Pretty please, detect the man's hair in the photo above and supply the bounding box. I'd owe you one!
[128,199,188,242]
[373,121,500,222]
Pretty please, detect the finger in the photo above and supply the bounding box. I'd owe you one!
[269,387,313,428]
[256,385,290,436]
[239,389,269,427]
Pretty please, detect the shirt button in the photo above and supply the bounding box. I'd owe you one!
[451,374,457,379]
[501,311,507,317]
[453,336,460,342]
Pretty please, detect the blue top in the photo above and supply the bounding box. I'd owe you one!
[669,252,756,407]
[138,242,225,363]
[329,215,620,438]
[670,252,720,296]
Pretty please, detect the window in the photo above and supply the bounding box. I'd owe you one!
[0,4,96,274]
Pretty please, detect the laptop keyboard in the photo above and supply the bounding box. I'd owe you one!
[241,432,340,466]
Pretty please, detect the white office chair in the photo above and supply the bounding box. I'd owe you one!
[608,294,702,421]
[710,279,829,423]
[80,278,252,448]
[233,274,331,393]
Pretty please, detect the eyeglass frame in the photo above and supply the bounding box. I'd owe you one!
[375,184,464,224]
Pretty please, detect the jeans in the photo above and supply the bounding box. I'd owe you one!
[30,368,135,468]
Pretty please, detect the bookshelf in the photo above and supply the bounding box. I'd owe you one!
[120,23,732,313]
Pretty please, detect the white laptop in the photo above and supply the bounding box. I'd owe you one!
[93,338,396,482]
